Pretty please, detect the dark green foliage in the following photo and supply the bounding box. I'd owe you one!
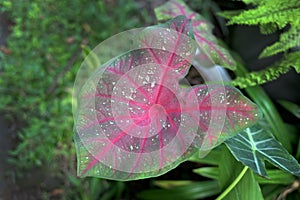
[221,0,300,87]
[232,51,300,88]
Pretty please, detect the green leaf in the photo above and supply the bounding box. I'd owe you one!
[260,27,300,58]
[218,145,264,200]
[154,180,194,189]
[193,167,219,180]
[278,100,300,119]
[137,181,220,200]
[188,146,221,166]
[297,137,300,161]
[260,185,286,200]
[225,125,300,177]
[255,169,295,185]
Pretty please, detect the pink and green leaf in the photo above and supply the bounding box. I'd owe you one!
[154,0,236,69]
[74,16,259,181]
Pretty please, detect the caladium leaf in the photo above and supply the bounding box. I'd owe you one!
[75,16,199,180]
[225,125,300,177]
[155,0,236,69]
[74,16,260,181]
[184,85,261,151]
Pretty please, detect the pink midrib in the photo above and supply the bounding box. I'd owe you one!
[154,19,187,103]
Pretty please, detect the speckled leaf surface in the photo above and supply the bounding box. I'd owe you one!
[73,16,260,180]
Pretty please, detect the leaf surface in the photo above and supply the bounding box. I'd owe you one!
[219,145,264,200]
[74,16,260,180]
[225,125,300,177]
[155,0,236,69]
[137,180,220,200]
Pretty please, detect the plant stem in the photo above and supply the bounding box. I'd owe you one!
[215,166,248,200]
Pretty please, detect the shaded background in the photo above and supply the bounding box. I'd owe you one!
[0,0,299,199]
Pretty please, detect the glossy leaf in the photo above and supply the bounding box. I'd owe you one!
[74,16,260,180]
[155,0,236,69]
[225,125,300,177]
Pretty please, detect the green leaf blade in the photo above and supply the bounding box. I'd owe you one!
[193,167,219,180]
[278,100,300,119]
[225,125,300,177]
[218,145,264,200]
[137,180,220,200]
[255,169,295,185]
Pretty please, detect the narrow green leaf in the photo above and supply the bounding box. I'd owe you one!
[218,145,264,200]
[193,167,219,180]
[81,44,101,71]
[255,169,295,185]
[154,180,193,189]
[225,125,300,177]
[278,100,300,119]
[137,181,220,200]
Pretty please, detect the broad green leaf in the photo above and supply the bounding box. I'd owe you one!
[225,125,300,177]
[218,145,264,200]
[255,169,295,185]
[188,146,223,165]
[137,180,220,200]
[155,0,236,69]
[278,100,300,119]
[193,167,219,180]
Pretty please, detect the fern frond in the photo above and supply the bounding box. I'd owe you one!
[227,4,300,28]
[222,0,300,65]
[284,51,300,73]
[259,23,279,34]
[235,0,262,5]
[260,27,300,58]
[232,52,300,88]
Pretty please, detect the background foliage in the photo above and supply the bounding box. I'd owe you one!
[0,0,299,199]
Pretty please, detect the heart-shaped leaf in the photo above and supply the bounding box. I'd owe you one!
[75,16,199,180]
[155,0,236,69]
[225,125,300,177]
[74,16,260,181]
